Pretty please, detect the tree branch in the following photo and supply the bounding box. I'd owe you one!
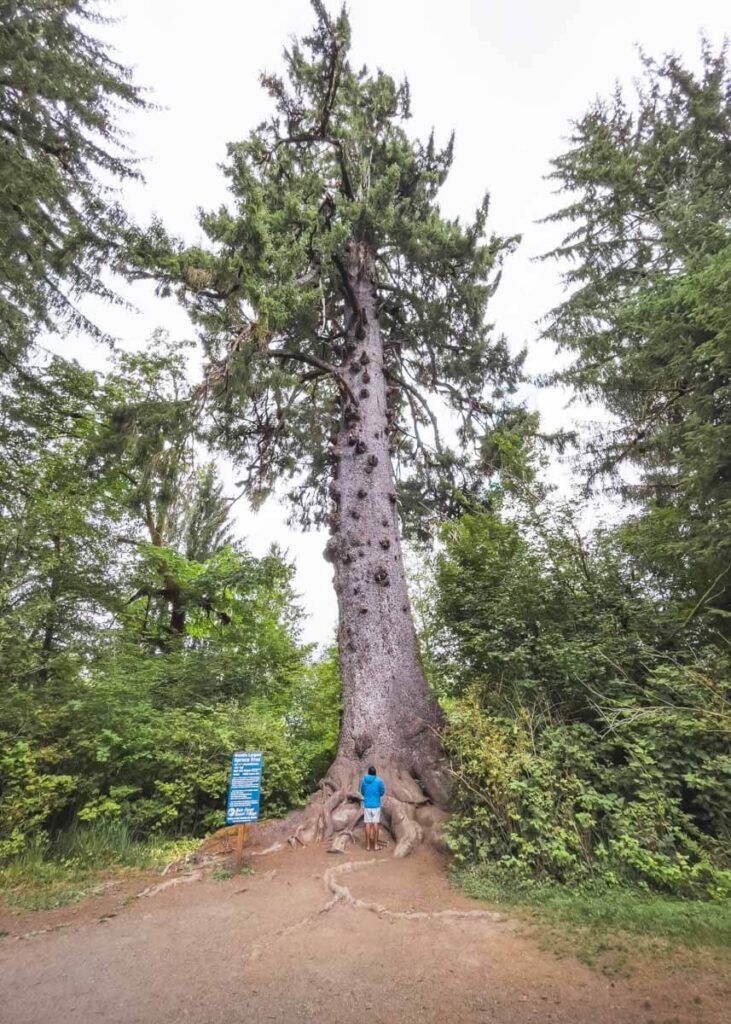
[266,347,357,404]
[385,368,444,455]
[276,132,354,201]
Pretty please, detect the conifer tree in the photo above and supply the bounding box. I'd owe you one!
[0,1,148,358]
[93,340,235,643]
[131,2,521,853]
[542,43,731,635]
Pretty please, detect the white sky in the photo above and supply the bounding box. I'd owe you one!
[58,0,730,645]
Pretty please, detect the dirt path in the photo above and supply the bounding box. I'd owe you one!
[1,843,728,1024]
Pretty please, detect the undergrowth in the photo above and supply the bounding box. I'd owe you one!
[456,865,731,972]
[0,821,197,913]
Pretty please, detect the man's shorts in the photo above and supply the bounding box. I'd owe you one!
[363,807,381,824]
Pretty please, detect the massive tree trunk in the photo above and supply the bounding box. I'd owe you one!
[291,242,449,856]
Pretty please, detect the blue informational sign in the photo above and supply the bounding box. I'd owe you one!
[225,751,263,825]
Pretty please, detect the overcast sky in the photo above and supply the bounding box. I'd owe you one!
[61,0,730,645]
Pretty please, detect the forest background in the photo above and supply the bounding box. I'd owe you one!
[1,0,729,944]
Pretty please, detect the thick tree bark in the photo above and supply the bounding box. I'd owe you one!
[292,242,449,856]
[168,593,186,636]
[39,533,62,685]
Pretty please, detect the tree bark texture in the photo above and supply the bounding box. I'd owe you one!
[291,242,449,856]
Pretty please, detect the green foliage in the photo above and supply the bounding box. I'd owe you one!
[432,503,657,709]
[0,740,75,859]
[458,867,731,954]
[0,1,149,354]
[436,46,731,899]
[64,696,305,832]
[127,0,523,534]
[444,694,730,898]
[1,552,337,856]
[0,338,339,862]
[542,42,731,634]
[0,823,197,911]
[0,355,127,689]
[0,547,333,850]
[428,503,731,898]
[286,646,341,791]
[211,867,234,881]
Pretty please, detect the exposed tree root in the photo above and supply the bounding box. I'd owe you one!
[138,870,204,898]
[243,857,505,964]
[289,760,449,857]
[323,860,505,922]
[251,842,285,857]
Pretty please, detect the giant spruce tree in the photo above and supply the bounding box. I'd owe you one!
[132,3,519,854]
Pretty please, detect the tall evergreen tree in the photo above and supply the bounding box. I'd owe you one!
[0,0,148,358]
[542,42,731,636]
[93,338,236,644]
[130,2,521,853]
[0,352,155,693]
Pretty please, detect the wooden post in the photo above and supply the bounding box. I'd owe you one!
[234,823,247,871]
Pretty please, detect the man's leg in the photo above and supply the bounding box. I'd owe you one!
[366,814,375,851]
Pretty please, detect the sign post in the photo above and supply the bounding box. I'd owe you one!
[225,751,263,871]
[234,820,247,869]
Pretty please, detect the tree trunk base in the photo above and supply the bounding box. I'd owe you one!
[288,758,449,858]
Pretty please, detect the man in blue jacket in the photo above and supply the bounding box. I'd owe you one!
[360,765,386,851]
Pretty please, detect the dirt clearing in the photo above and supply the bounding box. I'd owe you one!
[1,842,728,1024]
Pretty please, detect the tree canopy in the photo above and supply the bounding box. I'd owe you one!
[0,0,148,359]
[128,1,524,536]
[542,42,731,633]
[0,343,339,858]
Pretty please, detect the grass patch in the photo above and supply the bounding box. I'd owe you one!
[456,866,731,971]
[0,822,198,913]
[211,868,234,882]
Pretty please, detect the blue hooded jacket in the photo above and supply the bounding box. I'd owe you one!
[360,774,385,808]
